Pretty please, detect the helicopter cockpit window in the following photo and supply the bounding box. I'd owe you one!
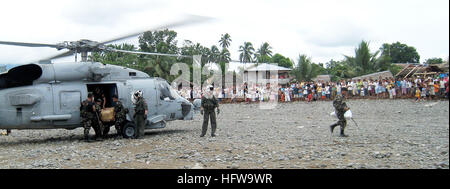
[158,81,180,101]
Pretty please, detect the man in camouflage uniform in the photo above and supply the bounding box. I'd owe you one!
[112,95,127,136]
[93,87,106,108]
[200,85,220,137]
[80,93,96,142]
[93,98,105,140]
[133,90,148,139]
[330,94,350,137]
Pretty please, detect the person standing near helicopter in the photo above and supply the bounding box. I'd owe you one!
[200,85,220,137]
[93,98,105,140]
[80,93,99,142]
[112,94,128,137]
[133,90,148,139]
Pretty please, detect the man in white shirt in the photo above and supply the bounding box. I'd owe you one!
[407,80,413,96]
[284,87,291,102]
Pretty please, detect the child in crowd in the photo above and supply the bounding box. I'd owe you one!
[421,86,427,101]
[415,87,421,102]
[322,89,326,100]
[307,91,313,102]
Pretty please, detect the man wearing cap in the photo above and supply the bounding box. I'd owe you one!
[200,85,220,137]
[133,90,148,139]
[329,94,350,137]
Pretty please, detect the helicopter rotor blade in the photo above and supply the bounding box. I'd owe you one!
[0,41,59,48]
[0,14,213,63]
[107,48,191,58]
[39,50,74,62]
[100,14,213,45]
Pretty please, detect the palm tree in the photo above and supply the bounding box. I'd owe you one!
[219,33,232,50]
[344,40,380,75]
[290,54,319,81]
[208,45,220,63]
[239,42,255,63]
[257,42,273,57]
[255,42,273,63]
[218,48,231,63]
[298,54,312,81]
[216,48,231,90]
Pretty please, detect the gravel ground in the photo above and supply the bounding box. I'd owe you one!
[0,99,448,169]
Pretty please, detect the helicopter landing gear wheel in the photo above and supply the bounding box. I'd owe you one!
[122,122,136,139]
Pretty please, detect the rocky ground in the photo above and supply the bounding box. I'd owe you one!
[0,99,448,169]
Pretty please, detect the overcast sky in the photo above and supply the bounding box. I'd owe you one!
[0,0,448,65]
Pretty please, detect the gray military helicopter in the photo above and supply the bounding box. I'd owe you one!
[0,16,206,138]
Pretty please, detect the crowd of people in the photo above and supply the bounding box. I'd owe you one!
[175,75,450,103]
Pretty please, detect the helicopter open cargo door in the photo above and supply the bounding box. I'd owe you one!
[51,82,86,127]
[86,83,118,108]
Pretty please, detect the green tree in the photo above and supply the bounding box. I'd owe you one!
[139,29,179,54]
[291,54,318,81]
[311,63,327,76]
[238,42,255,63]
[218,33,232,50]
[425,57,444,64]
[324,59,355,81]
[380,42,420,63]
[271,53,293,68]
[208,45,220,63]
[218,48,231,63]
[325,59,337,69]
[344,40,380,75]
[179,40,213,85]
[332,62,356,80]
[388,64,404,76]
[138,29,180,81]
[90,44,141,69]
[374,54,392,72]
[180,40,209,66]
[216,48,231,90]
[254,42,273,63]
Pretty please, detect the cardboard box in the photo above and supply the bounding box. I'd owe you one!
[101,107,115,122]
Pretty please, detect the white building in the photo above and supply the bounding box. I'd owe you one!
[243,63,292,85]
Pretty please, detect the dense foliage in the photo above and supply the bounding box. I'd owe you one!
[90,30,429,83]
